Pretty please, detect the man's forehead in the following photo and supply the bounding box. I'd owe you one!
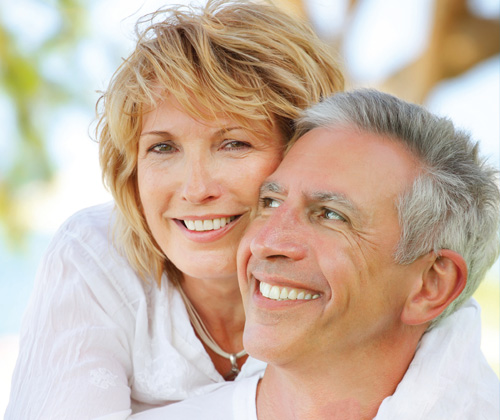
[260,124,419,224]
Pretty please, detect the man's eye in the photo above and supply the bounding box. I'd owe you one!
[222,140,251,151]
[149,143,177,154]
[322,208,346,222]
[260,197,281,208]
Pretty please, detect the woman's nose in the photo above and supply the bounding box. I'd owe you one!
[181,157,222,204]
[249,206,308,261]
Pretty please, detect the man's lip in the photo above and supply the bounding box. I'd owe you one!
[250,272,323,305]
[250,272,321,296]
[258,279,321,301]
[248,275,322,307]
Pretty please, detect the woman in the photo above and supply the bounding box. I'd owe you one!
[6,1,343,418]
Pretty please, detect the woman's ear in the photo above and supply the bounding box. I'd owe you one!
[401,250,467,326]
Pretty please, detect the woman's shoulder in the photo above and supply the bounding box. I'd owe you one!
[51,202,130,274]
[41,201,158,306]
[57,201,116,243]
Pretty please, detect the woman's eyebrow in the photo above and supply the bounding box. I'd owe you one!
[140,130,173,138]
[215,126,245,135]
[141,126,245,138]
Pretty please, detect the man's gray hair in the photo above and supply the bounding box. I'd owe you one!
[295,89,500,323]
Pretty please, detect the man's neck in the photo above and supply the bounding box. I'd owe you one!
[255,326,426,420]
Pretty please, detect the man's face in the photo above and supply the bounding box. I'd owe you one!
[237,125,426,367]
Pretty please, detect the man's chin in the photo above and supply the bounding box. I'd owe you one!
[243,322,290,364]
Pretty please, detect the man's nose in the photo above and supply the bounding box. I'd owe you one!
[181,157,222,204]
[249,205,308,261]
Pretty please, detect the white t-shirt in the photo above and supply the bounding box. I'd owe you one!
[127,299,499,420]
[5,203,266,420]
[131,375,260,420]
[374,298,499,420]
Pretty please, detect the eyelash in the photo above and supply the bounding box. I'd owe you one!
[148,142,177,154]
[260,198,347,224]
[221,140,251,151]
[259,196,281,208]
[320,208,346,222]
[146,140,251,155]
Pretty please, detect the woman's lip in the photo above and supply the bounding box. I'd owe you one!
[177,214,241,221]
[173,215,242,243]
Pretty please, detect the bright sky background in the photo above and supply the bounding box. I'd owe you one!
[0,0,499,412]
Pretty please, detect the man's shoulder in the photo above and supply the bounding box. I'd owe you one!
[376,298,499,419]
[132,376,260,420]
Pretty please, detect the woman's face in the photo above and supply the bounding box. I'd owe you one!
[137,96,285,282]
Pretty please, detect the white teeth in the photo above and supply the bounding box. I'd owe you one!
[269,286,281,300]
[259,281,319,302]
[184,216,235,231]
[260,281,271,296]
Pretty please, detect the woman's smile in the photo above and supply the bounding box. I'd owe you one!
[172,214,242,243]
[180,215,239,232]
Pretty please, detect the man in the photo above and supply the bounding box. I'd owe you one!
[133,90,500,419]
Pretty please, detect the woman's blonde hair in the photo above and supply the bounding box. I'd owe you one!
[97,0,344,285]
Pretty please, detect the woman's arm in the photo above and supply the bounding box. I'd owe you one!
[5,216,135,419]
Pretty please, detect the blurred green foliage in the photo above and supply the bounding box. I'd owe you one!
[0,0,87,246]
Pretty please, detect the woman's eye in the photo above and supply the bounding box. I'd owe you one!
[222,140,251,151]
[149,142,177,154]
[260,197,281,209]
[322,208,346,222]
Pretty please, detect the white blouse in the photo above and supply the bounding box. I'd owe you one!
[5,202,266,420]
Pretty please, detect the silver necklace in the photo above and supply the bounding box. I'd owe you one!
[176,282,247,380]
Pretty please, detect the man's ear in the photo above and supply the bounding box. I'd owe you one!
[401,250,467,326]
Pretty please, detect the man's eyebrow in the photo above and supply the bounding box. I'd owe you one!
[260,181,286,196]
[310,191,362,218]
[259,182,363,219]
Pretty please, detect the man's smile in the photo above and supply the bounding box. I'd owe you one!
[259,280,320,301]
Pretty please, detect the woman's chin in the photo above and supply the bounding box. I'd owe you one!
[174,258,239,284]
[160,227,243,283]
